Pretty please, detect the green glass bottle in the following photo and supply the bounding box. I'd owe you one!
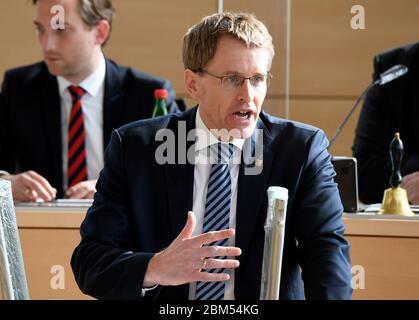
[152,89,168,118]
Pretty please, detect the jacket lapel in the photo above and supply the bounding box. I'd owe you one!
[163,108,197,299]
[164,108,197,236]
[103,59,124,148]
[40,68,63,196]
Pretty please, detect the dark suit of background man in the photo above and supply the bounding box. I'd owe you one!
[71,12,352,300]
[353,41,419,204]
[0,0,179,201]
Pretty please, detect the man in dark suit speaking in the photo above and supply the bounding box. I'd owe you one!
[0,0,178,201]
[71,12,352,300]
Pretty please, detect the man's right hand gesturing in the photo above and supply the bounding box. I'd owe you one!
[143,211,241,287]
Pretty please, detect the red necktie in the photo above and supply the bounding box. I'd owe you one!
[67,85,87,188]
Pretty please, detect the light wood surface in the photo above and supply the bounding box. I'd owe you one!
[289,98,363,155]
[17,207,86,229]
[344,214,419,237]
[343,214,419,299]
[290,0,419,97]
[18,228,92,300]
[15,206,419,300]
[347,235,419,300]
[16,206,90,300]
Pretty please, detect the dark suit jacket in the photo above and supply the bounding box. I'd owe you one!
[71,107,352,300]
[353,42,419,204]
[0,58,179,197]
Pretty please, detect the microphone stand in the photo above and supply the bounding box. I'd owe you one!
[329,81,377,148]
[329,64,408,148]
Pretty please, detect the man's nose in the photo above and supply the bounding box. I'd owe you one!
[42,32,58,52]
[236,79,254,103]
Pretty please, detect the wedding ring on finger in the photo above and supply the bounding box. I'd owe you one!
[202,258,208,270]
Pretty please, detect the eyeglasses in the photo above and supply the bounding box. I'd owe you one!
[196,69,273,89]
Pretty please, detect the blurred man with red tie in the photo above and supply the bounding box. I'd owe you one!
[0,0,179,201]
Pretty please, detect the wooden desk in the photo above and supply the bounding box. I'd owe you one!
[16,207,419,300]
[16,206,91,300]
[343,213,419,300]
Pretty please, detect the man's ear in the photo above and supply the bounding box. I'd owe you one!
[95,20,111,46]
[184,69,201,101]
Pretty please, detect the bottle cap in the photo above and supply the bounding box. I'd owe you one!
[154,89,168,99]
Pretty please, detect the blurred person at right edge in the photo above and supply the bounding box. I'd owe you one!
[353,42,419,204]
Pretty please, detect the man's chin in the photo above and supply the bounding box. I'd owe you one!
[234,126,255,139]
[45,66,61,77]
[232,121,258,139]
[216,125,256,141]
[45,62,65,77]
[225,115,258,139]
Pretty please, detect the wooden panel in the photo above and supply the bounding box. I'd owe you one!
[1,0,418,99]
[348,235,419,300]
[104,0,215,95]
[289,98,362,156]
[262,97,287,118]
[0,1,41,84]
[291,0,419,96]
[19,228,92,300]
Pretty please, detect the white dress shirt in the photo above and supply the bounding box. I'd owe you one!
[188,108,245,300]
[57,53,106,191]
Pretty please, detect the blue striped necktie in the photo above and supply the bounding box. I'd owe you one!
[196,143,234,300]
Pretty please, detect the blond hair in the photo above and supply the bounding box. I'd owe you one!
[182,12,274,71]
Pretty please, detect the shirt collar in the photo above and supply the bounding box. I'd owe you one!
[195,107,245,152]
[57,53,106,97]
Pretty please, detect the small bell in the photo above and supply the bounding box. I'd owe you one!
[379,132,414,216]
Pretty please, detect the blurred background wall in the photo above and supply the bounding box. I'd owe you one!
[0,0,418,156]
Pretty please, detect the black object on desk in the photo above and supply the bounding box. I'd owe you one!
[332,157,359,213]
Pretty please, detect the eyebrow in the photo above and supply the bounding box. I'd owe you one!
[33,20,71,28]
[222,71,267,76]
[222,70,243,75]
